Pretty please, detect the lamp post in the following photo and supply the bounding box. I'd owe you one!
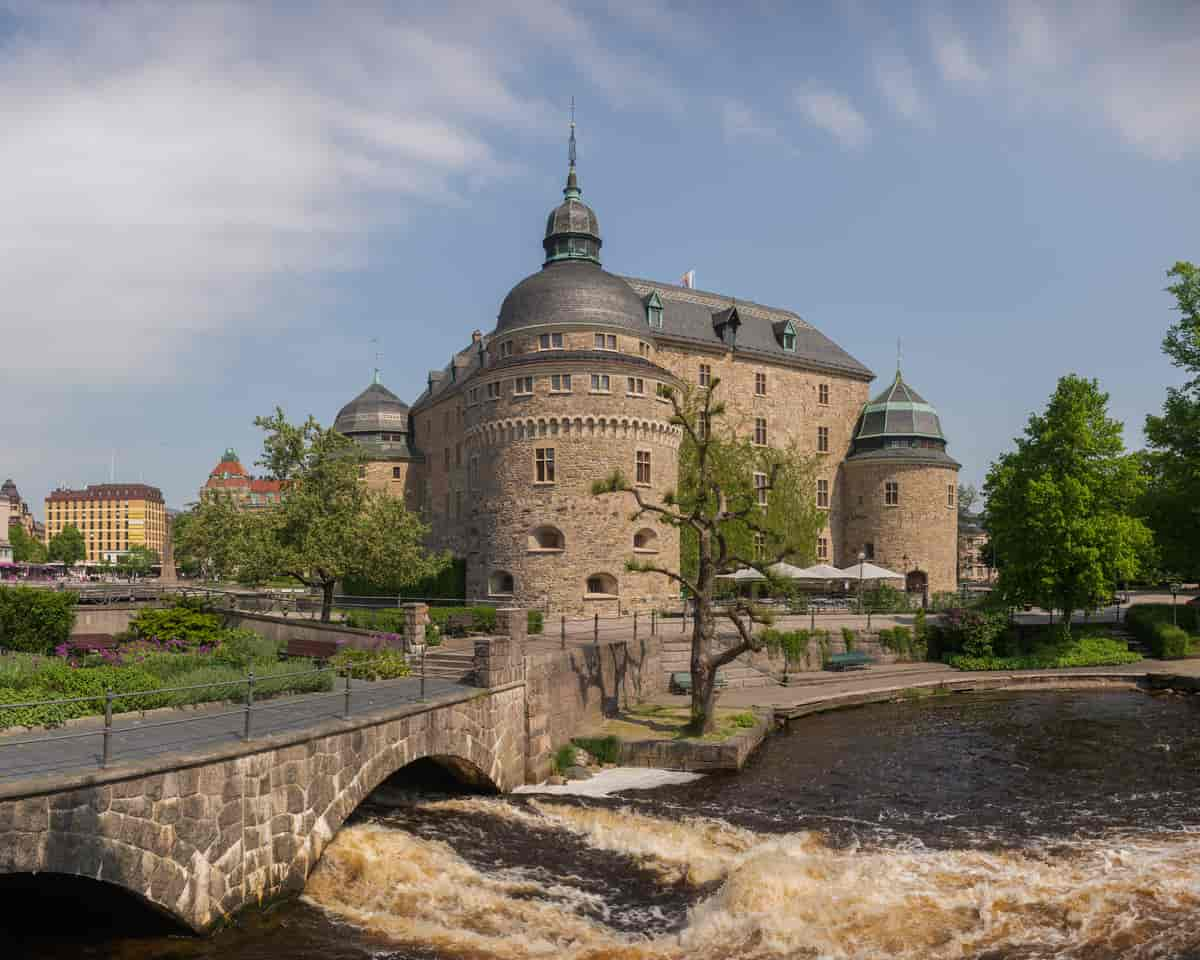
[1171,581,1180,626]
[857,550,866,618]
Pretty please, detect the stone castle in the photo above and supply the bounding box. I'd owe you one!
[332,127,960,612]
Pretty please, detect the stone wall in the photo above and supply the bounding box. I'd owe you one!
[522,633,662,783]
[840,459,959,595]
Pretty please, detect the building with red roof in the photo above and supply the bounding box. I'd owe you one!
[201,449,282,510]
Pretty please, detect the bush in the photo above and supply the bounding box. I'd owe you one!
[1125,604,1198,657]
[0,587,78,654]
[862,584,912,614]
[877,626,921,660]
[329,647,411,681]
[761,629,812,669]
[931,608,1008,659]
[341,556,467,601]
[528,610,544,635]
[946,631,1140,671]
[552,743,577,775]
[1150,623,1191,659]
[213,629,282,669]
[428,605,498,636]
[343,608,407,633]
[841,626,856,653]
[128,603,224,648]
[571,735,621,764]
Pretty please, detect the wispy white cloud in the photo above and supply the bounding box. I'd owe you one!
[0,1,678,386]
[930,14,988,90]
[872,50,934,128]
[718,97,782,144]
[794,88,871,149]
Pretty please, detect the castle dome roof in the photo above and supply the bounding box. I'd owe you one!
[334,375,410,437]
[854,370,945,442]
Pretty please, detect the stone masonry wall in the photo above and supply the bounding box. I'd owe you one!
[840,459,960,595]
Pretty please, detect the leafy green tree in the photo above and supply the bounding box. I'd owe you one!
[957,482,979,517]
[1141,261,1200,580]
[119,545,159,578]
[8,525,48,563]
[47,524,86,566]
[181,409,450,621]
[984,375,1151,634]
[594,381,824,733]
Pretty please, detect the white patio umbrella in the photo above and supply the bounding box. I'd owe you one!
[796,563,846,580]
[836,561,904,580]
[715,567,767,581]
[766,561,814,579]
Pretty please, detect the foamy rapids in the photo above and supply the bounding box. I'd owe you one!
[302,796,1200,959]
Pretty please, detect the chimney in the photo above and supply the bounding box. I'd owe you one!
[471,329,482,344]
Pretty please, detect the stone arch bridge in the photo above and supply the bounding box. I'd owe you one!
[0,623,591,933]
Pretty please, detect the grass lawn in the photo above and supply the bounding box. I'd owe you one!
[575,703,760,745]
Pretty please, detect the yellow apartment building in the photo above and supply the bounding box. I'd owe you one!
[44,483,167,564]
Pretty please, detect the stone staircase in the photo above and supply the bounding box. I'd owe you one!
[659,638,781,689]
[416,648,476,683]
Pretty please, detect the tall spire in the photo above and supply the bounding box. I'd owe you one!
[564,96,581,199]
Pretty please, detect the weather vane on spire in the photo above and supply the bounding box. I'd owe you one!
[568,96,577,170]
[370,337,382,384]
[896,337,903,376]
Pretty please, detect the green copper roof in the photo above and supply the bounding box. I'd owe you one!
[854,370,946,441]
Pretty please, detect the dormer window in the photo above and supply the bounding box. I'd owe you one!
[645,291,664,330]
[712,306,741,347]
[774,319,797,352]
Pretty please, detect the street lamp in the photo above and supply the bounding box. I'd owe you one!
[1171,581,1180,626]
[857,550,866,618]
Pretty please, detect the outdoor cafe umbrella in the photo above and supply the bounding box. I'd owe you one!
[796,563,846,580]
[836,561,904,581]
[715,567,767,581]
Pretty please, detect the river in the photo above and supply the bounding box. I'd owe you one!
[8,689,1200,959]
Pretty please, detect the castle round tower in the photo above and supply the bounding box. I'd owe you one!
[457,125,683,612]
[839,370,960,599]
[333,373,420,509]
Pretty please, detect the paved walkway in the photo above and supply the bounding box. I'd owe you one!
[649,658,1200,719]
[0,675,475,787]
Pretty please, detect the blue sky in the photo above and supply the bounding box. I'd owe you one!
[2,1,1197,515]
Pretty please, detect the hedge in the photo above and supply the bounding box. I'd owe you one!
[341,557,467,600]
[0,587,78,655]
[1125,604,1197,658]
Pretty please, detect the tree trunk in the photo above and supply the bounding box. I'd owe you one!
[320,580,335,623]
[689,537,720,735]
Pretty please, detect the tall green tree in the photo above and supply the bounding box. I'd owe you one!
[47,524,86,566]
[1142,261,1200,580]
[984,375,1151,633]
[8,525,48,563]
[118,545,159,578]
[180,409,449,621]
[594,381,824,733]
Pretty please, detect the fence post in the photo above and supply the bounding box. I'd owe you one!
[593,612,599,644]
[243,670,255,741]
[420,651,427,701]
[682,607,687,632]
[102,688,113,768]
[561,615,566,650]
[342,669,351,720]
[811,606,816,631]
[633,610,639,643]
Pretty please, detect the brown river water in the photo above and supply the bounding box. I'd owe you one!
[6,690,1200,959]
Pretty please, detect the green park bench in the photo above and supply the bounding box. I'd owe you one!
[669,671,727,694]
[284,637,340,663]
[827,651,874,672]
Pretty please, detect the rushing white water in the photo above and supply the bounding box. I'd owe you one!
[303,797,1200,959]
[513,768,705,798]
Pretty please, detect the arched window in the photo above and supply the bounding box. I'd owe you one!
[633,528,658,552]
[489,570,514,596]
[528,525,565,552]
[586,573,618,597]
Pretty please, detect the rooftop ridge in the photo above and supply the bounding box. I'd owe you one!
[621,276,813,330]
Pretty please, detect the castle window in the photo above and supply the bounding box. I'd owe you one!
[639,341,652,357]
[948,484,956,508]
[539,332,564,350]
[499,340,514,359]
[392,466,402,479]
[817,426,829,453]
[627,377,645,396]
[697,412,709,440]
[863,542,875,561]
[594,333,617,351]
[646,291,664,329]
[590,374,611,393]
[885,481,899,506]
[535,447,555,484]
[469,387,479,405]
[586,573,618,598]
[698,363,711,387]
[514,376,534,396]
[489,570,515,596]
[817,478,829,508]
[754,472,768,506]
[818,383,830,405]
[468,456,479,490]
[753,532,765,560]
[817,537,828,560]
[529,525,565,551]
[551,373,572,393]
[754,372,767,396]
[633,528,659,552]
[636,450,652,485]
[487,381,501,400]
[782,323,796,352]
[754,417,767,446]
